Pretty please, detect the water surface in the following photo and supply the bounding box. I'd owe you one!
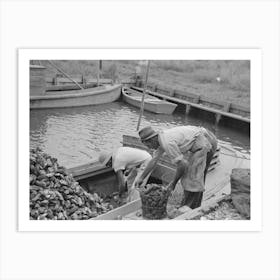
[30,101,250,168]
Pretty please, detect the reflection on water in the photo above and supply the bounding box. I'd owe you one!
[30,101,250,168]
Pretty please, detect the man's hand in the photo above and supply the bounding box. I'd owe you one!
[166,182,176,197]
[165,159,188,198]
[127,188,140,202]
[134,177,144,189]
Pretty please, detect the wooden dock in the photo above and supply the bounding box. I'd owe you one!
[44,73,250,127]
[131,85,250,126]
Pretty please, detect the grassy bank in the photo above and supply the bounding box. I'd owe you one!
[37,60,250,107]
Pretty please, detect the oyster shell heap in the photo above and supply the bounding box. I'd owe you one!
[29,148,113,220]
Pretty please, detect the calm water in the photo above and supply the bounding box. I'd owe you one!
[30,101,250,168]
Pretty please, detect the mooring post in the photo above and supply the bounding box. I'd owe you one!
[223,102,231,112]
[169,89,175,97]
[53,76,58,85]
[185,104,192,114]
[82,75,87,87]
[215,113,222,125]
[152,84,157,92]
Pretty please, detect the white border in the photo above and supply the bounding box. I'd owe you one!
[19,49,261,231]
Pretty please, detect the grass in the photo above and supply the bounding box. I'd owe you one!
[35,60,250,107]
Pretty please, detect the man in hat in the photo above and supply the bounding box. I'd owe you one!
[98,147,152,201]
[134,125,217,209]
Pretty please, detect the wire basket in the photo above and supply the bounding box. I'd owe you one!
[140,184,169,220]
[141,204,167,220]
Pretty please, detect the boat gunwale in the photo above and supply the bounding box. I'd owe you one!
[30,84,122,101]
[122,87,177,107]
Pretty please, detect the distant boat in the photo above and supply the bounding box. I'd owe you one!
[122,87,177,114]
[30,63,122,109]
[30,84,122,109]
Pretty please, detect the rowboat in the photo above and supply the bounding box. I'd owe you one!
[122,87,177,114]
[30,84,122,109]
[68,135,250,220]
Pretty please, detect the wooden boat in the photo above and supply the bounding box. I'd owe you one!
[68,135,250,220]
[122,87,177,114]
[30,84,122,109]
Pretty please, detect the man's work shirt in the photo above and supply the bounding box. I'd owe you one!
[153,126,213,192]
[112,147,152,172]
[155,126,211,164]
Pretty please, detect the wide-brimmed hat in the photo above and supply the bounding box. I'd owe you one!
[98,151,112,166]
[138,126,158,142]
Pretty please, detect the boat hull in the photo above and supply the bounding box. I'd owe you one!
[30,84,122,109]
[122,87,177,114]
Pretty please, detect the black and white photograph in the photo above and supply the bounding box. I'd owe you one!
[19,49,260,230]
[2,1,280,279]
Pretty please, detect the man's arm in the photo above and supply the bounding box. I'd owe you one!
[115,170,126,195]
[167,159,188,194]
[134,150,163,187]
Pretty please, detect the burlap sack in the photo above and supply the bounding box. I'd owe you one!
[230,168,250,218]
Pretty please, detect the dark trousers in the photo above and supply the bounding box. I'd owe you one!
[181,150,215,209]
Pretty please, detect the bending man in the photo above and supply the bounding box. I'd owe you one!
[99,147,152,201]
[134,125,217,209]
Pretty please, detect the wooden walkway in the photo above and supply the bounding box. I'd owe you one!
[131,86,250,125]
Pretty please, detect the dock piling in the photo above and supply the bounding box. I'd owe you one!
[82,75,87,87]
[185,104,192,114]
[53,76,58,85]
[215,113,222,125]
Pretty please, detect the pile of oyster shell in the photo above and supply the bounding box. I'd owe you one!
[30,148,113,220]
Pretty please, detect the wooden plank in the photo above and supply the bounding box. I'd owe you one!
[68,161,113,180]
[203,177,229,201]
[174,89,200,103]
[174,194,231,220]
[92,199,142,220]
